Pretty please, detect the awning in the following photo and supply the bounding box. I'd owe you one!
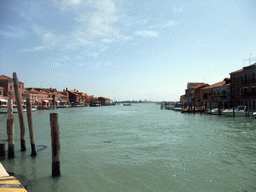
[43,100,49,103]
[0,99,8,102]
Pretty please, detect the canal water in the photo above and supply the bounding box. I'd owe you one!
[0,103,256,191]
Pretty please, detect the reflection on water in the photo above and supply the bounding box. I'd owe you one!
[0,104,256,191]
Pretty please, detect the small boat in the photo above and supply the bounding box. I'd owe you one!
[123,103,132,106]
[165,104,175,110]
[173,107,182,111]
[0,99,8,113]
[222,105,248,117]
[253,112,256,118]
[206,108,225,115]
[90,103,101,107]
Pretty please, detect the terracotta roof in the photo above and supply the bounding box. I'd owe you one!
[67,90,79,95]
[230,68,243,74]
[202,81,230,90]
[0,75,24,84]
[25,88,40,93]
[187,82,205,86]
[230,63,256,74]
[192,84,209,90]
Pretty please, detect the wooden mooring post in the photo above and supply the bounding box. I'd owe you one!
[218,102,221,116]
[7,118,15,159]
[50,113,61,177]
[26,97,36,156]
[13,72,26,151]
[0,143,5,157]
[210,102,212,115]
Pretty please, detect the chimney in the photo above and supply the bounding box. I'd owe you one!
[77,90,78,92]
[63,89,65,92]
[74,89,76,91]
[66,88,68,91]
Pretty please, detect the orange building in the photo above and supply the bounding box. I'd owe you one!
[0,75,26,104]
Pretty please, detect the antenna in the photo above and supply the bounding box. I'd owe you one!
[243,54,255,67]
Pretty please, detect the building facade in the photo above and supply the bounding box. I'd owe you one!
[230,63,256,111]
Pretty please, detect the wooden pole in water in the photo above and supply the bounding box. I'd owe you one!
[200,103,202,114]
[210,102,212,115]
[233,102,235,117]
[7,118,15,158]
[50,113,61,177]
[193,103,195,114]
[218,102,221,116]
[13,72,26,151]
[26,97,36,156]
[0,143,5,157]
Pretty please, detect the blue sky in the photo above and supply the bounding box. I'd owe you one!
[1,0,256,101]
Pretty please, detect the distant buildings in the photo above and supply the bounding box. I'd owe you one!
[0,74,111,107]
[180,63,256,111]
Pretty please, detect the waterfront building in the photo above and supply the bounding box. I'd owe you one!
[230,63,256,111]
[200,78,231,109]
[0,75,25,103]
[180,94,186,106]
[184,82,209,107]
[0,86,4,99]
[98,97,111,106]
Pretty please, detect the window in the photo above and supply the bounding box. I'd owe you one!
[203,93,207,99]
[0,91,2,95]
[252,87,256,94]
[244,87,248,94]
[245,74,248,81]
[232,88,235,95]
[241,76,243,82]
[222,90,226,94]
[232,77,235,83]
[252,73,255,82]
[253,100,256,110]
[240,88,244,95]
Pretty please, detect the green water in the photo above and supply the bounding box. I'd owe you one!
[0,103,256,191]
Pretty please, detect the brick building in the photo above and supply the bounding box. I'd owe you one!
[200,78,231,109]
[98,97,111,106]
[185,82,209,107]
[230,63,256,111]
[0,75,25,103]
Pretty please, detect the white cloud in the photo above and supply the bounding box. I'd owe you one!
[0,26,25,38]
[90,52,98,58]
[149,20,175,28]
[19,46,50,52]
[102,38,113,43]
[75,0,120,39]
[172,7,183,12]
[33,24,55,45]
[135,30,158,37]
[160,20,175,28]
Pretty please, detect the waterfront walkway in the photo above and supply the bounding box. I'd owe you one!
[0,163,27,192]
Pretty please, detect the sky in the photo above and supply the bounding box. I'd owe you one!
[1,0,256,101]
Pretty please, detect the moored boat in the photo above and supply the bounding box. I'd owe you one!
[123,103,132,106]
[222,105,248,117]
